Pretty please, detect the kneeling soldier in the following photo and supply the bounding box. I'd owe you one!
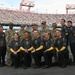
[42,32,54,69]
[20,31,33,69]
[32,30,44,69]
[55,30,67,68]
[9,33,21,69]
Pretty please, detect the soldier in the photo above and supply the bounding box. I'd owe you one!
[55,30,67,68]
[31,23,37,31]
[9,33,21,69]
[51,23,58,62]
[41,21,51,39]
[5,22,15,66]
[67,21,75,65]
[20,31,33,69]
[31,30,44,68]
[18,25,26,42]
[60,19,69,63]
[51,23,58,42]
[31,23,38,40]
[61,19,68,38]
[0,25,6,67]
[42,32,54,69]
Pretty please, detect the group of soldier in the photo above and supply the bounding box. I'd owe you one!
[0,19,75,69]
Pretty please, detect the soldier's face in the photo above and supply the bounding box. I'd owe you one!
[21,26,24,30]
[42,24,46,28]
[52,25,56,29]
[24,33,29,38]
[56,31,61,37]
[44,33,49,39]
[9,25,13,29]
[14,34,19,39]
[33,31,39,37]
[67,22,72,27]
[32,26,37,30]
[61,20,65,25]
[0,27,3,32]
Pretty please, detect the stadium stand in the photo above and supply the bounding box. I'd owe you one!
[0,9,75,26]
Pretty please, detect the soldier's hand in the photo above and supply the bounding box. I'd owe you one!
[31,50,35,53]
[57,50,59,53]
[14,52,17,55]
[44,50,48,53]
[66,33,68,36]
[24,49,28,53]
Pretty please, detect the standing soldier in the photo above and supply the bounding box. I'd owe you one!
[31,23,38,40]
[60,19,69,63]
[67,21,75,65]
[41,21,51,39]
[51,23,58,62]
[5,22,15,66]
[18,25,26,42]
[61,19,68,38]
[0,25,6,67]
[51,23,58,42]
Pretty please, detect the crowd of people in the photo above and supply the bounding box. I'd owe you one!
[0,9,75,25]
[0,19,75,70]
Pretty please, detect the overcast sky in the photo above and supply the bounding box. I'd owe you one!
[0,0,75,14]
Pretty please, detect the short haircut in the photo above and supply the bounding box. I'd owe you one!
[67,21,72,24]
[56,30,61,33]
[24,31,30,34]
[61,19,65,22]
[13,33,19,36]
[33,30,39,33]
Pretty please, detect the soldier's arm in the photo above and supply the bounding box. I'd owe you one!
[73,27,75,36]
[16,48,21,53]
[60,46,66,51]
[36,39,44,51]
[36,45,43,51]
[28,40,34,51]
[45,39,54,51]
[65,26,69,36]
[28,47,34,51]
[45,47,54,52]
[9,41,14,53]
[10,48,15,53]
[20,46,26,51]
[54,39,59,52]
[20,39,26,51]
[55,47,59,52]
[60,38,66,52]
